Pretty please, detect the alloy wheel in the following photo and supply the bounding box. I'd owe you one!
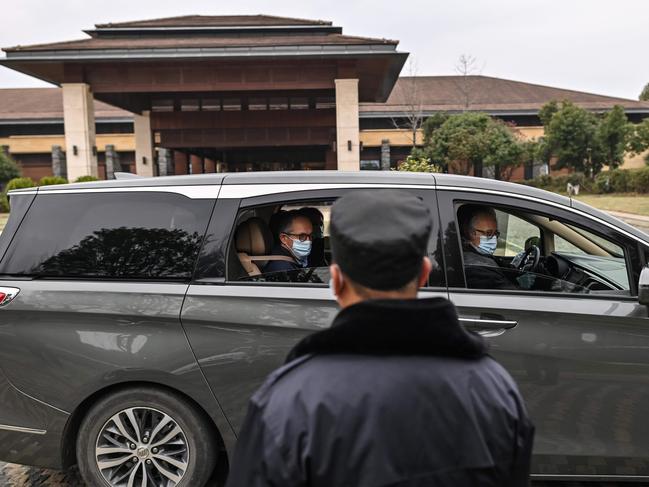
[95,407,189,487]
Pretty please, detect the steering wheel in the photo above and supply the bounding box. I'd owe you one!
[516,244,540,273]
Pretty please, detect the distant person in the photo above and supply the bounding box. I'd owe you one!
[227,190,534,487]
[264,210,313,273]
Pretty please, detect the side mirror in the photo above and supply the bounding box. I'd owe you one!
[639,267,649,306]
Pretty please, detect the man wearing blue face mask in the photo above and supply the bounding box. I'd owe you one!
[265,210,313,274]
[458,204,519,290]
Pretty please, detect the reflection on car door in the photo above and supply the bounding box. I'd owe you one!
[437,189,649,479]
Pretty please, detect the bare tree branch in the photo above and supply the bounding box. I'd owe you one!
[454,54,483,111]
[390,57,424,148]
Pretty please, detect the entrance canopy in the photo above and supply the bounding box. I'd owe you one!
[1,15,407,176]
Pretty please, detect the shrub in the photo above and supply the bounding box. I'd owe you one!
[75,175,99,183]
[38,176,68,186]
[1,177,35,213]
[5,177,35,192]
[631,167,649,193]
[396,155,443,173]
[595,172,613,193]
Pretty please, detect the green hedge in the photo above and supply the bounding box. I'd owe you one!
[1,177,36,213]
[524,168,649,194]
[75,175,99,183]
[38,176,68,186]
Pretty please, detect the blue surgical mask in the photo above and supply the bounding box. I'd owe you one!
[477,235,498,255]
[291,239,312,264]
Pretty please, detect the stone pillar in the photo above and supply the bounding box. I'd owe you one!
[51,145,67,179]
[62,83,97,181]
[105,144,121,179]
[157,148,173,176]
[334,79,360,171]
[380,139,391,171]
[134,111,154,177]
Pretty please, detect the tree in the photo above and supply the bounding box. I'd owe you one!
[540,101,602,176]
[540,101,637,176]
[390,58,424,148]
[396,153,442,173]
[640,83,649,101]
[0,152,21,188]
[595,105,631,170]
[424,112,523,178]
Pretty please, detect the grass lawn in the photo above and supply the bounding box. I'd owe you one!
[574,194,649,216]
[0,214,8,232]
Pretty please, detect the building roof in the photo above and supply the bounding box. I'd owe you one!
[3,33,396,54]
[3,14,396,55]
[360,75,649,116]
[94,15,333,28]
[0,88,130,122]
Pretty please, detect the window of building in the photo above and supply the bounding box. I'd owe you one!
[248,97,268,111]
[181,99,200,111]
[222,98,241,111]
[315,96,336,109]
[0,193,214,281]
[269,97,289,110]
[202,98,221,111]
[151,99,174,112]
[289,97,309,110]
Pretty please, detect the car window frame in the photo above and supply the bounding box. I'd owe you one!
[436,188,642,299]
[193,186,446,290]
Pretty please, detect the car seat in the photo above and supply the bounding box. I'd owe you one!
[235,217,295,276]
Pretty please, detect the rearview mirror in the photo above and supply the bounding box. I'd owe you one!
[639,267,649,306]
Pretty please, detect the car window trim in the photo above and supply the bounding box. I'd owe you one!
[448,287,638,302]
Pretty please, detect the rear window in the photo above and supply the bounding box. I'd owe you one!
[0,192,214,280]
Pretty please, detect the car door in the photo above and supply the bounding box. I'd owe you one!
[181,183,446,433]
[437,187,649,480]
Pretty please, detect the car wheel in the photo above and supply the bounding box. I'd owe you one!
[76,387,216,487]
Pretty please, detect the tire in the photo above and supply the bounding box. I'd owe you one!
[76,387,216,487]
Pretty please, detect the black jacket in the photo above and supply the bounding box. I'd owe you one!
[226,298,534,487]
[264,243,301,274]
[463,245,519,290]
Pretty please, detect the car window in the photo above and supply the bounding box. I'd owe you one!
[226,191,445,288]
[456,202,631,296]
[0,192,214,281]
[494,210,541,257]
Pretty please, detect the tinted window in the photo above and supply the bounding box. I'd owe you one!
[0,192,214,280]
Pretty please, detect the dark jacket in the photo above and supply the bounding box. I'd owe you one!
[463,245,518,290]
[226,298,534,487]
[263,243,300,274]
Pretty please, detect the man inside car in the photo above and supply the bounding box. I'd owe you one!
[265,210,313,273]
[458,204,520,290]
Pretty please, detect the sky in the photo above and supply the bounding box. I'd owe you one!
[0,0,647,100]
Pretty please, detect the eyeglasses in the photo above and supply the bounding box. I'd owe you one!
[282,232,313,242]
[472,228,501,239]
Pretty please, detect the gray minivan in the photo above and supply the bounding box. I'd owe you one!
[0,171,649,486]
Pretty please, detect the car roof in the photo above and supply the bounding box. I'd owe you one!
[8,170,647,244]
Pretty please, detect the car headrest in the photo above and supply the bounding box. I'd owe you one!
[235,217,272,255]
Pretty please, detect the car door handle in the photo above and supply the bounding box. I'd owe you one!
[459,318,518,338]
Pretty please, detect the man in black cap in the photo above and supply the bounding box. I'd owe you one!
[226,190,534,487]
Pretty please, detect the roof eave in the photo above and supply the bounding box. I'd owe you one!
[2,43,399,61]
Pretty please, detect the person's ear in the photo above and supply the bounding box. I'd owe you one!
[279,233,290,247]
[418,257,433,288]
[330,264,344,297]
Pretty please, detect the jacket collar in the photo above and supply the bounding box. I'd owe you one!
[286,297,487,363]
